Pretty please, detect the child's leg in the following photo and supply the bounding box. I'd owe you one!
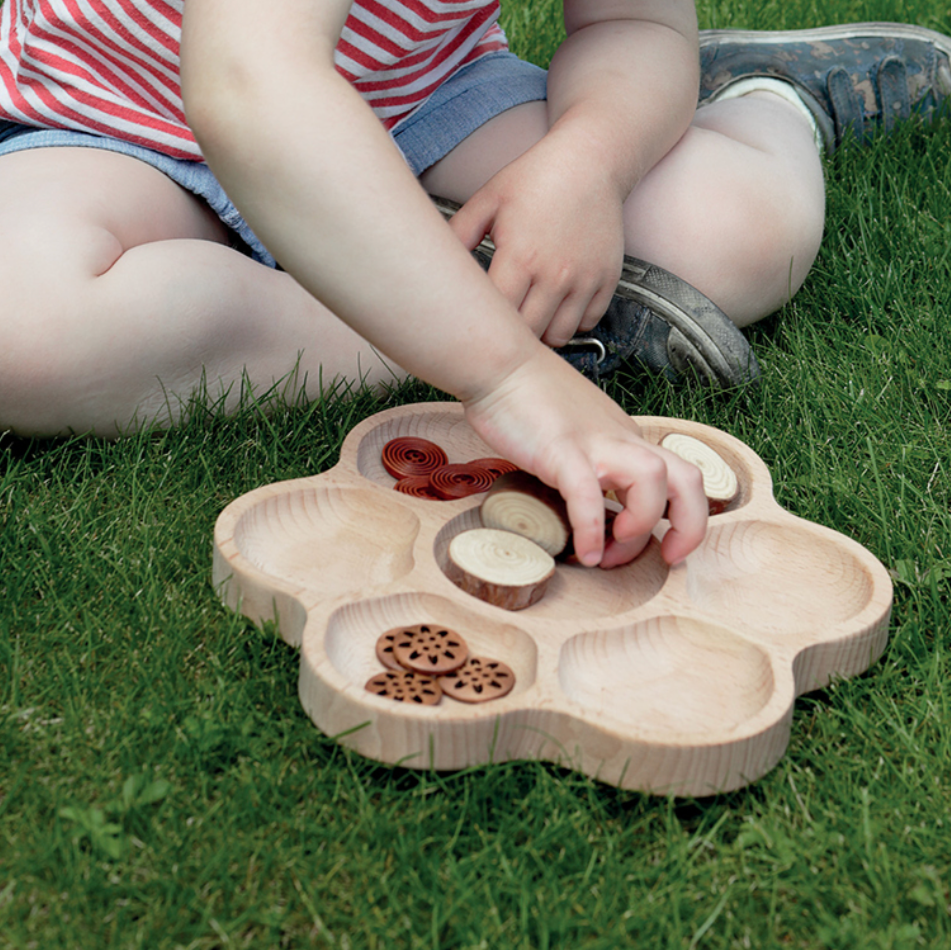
[423,22,951,333]
[420,93,825,329]
[0,147,402,437]
[622,93,826,327]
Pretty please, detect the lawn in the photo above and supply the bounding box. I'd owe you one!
[2,1,951,947]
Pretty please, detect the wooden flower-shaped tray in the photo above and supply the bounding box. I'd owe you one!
[212,402,893,796]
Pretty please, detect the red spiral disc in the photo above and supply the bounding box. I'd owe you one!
[393,475,442,499]
[381,437,448,479]
[429,463,496,499]
[469,457,520,480]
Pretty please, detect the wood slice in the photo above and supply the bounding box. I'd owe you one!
[446,528,555,611]
[661,433,739,515]
[480,471,571,557]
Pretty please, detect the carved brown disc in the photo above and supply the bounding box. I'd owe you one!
[391,623,469,675]
[393,475,442,499]
[438,656,516,704]
[381,437,448,479]
[374,630,404,671]
[469,457,520,479]
[428,463,496,499]
[364,670,442,705]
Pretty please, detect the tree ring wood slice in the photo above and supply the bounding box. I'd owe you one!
[480,471,570,557]
[661,433,739,515]
[381,437,448,479]
[364,670,443,705]
[446,528,555,610]
[391,623,470,675]
[438,656,516,704]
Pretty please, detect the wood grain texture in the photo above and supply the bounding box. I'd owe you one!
[446,528,555,610]
[212,403,894,796]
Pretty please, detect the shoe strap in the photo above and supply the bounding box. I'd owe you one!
[876,55,912,132]
[827,65,867,144]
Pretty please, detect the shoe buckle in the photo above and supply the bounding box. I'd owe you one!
[560,337,607,365]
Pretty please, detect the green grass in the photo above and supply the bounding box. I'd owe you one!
[2,2,951,947]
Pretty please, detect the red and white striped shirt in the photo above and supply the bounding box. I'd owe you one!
[0,0,507,160]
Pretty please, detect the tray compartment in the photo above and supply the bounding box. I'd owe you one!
[683,519,877,640]
[433,508,670,619]
[558,615,776,738]
[354,407,498,488]
[321,591,539,697]
[231,484,420,598]
[637,417,771,514]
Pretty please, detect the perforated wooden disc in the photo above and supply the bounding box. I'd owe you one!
[374,630,404,671]
[391,624,469,675]
[438,656,516,704]
[364,670,442,705]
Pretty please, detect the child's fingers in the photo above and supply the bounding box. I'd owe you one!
[656,455,708,564]
[486,254,534,322]
[516,282,581,343]
[556,464,612,567]
[560,442,671,567]
[578,281,617,333]
[498,266,613,345]
[600,531,653,569]
[598,447,706,567]
[446,194,494,253]
[604,449,670,540]
[537,290,593,348]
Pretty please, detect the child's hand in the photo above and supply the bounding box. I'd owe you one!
[448,132,626,348]
[461,343,708,568]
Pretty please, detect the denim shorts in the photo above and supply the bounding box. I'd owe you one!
[0,52,547,268]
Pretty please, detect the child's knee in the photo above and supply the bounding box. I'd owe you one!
[625,138,825,323]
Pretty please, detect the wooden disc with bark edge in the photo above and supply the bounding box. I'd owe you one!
[364,670,442,705]
[480,471,571,557]
[661,432,739,515]
[438,656,516,704]
[446,528,555,611]
[391,623,469,675]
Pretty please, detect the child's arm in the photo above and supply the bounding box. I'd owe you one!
[448,0,700,346]
[180,0,708,567]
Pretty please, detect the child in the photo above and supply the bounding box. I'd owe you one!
[0,1,948,569]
